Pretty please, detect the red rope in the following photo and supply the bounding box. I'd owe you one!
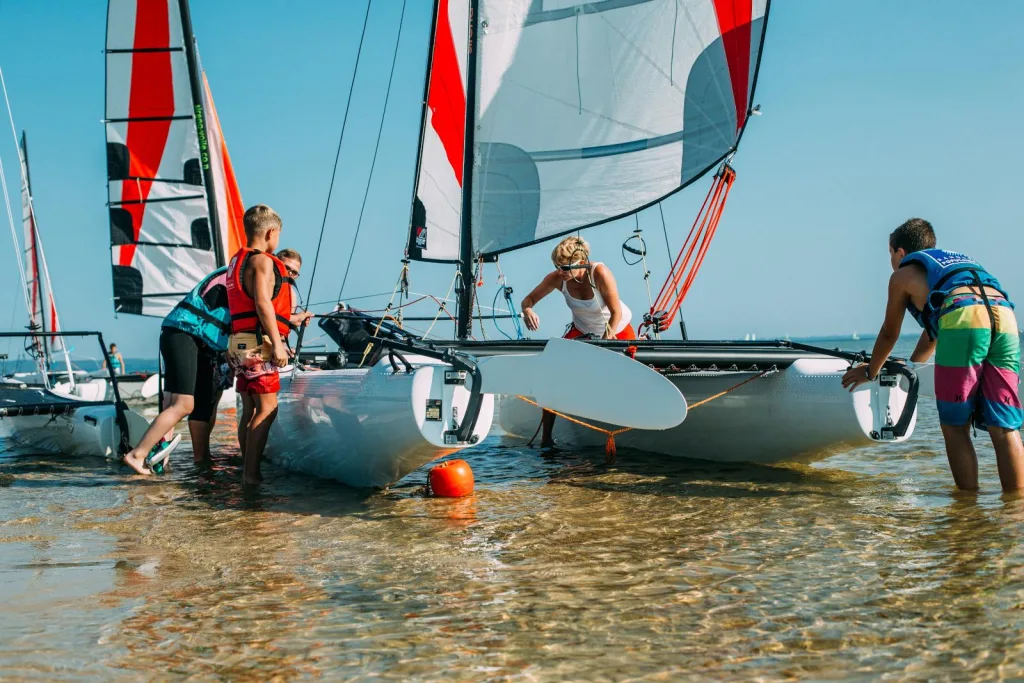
[643,166,735,335]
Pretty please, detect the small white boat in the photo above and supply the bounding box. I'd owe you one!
[0,381,148,458]
[0,108,150,459]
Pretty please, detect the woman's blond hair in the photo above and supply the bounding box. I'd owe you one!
[551,235,590,266]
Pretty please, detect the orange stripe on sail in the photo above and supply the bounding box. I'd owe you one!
[202,74,245,256]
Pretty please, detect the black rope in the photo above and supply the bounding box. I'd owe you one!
[303,0,374,311]
[338,0,408,300]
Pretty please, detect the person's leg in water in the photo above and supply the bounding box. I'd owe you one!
[237,384,254,459]
[540,410,557,449]
[124,393,194,475]
[978,304,1024,491]
[187,351,221,464]
[123,330,198,475]
[940,422,979,491]
[244,390,278,485]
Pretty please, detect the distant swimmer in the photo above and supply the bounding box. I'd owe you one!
[121,266,233,475]
[842,218,1024,492]
[225,205,313,486]
[519,235,635,448]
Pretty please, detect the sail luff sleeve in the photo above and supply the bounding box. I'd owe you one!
[105,0,219,318]
[470,0,769,258]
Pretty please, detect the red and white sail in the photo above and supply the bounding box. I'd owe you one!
[406,0,469,262]
[105,0,243,317]
[407,0,769,261]
[19,132,45,357]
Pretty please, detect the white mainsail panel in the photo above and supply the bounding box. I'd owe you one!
[469,0,768,256]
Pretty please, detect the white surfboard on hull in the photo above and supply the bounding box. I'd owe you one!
[498,355,915,463]
[265,339,687,488]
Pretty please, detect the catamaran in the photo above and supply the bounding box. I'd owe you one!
[103,1,918,488]
[0,78,149,457]
[283,0,918,486]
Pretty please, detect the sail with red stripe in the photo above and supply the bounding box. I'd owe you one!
[405,0,469,262]
[407,0,768,261]
[19,132,46,359]
[104,0,243,317]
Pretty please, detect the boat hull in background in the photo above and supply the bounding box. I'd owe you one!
[0,387,149,457]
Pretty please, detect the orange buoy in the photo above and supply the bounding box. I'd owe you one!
[428,459,474,497]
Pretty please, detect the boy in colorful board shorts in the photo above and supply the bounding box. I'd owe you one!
[842,218,1024,491]
[225,205,311,486]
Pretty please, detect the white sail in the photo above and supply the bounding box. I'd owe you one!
[470,0,768,256]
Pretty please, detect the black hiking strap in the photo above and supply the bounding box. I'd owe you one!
[969,270,999,430]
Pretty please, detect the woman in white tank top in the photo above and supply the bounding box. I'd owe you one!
[520,236,634,340]
[519,236,635,448]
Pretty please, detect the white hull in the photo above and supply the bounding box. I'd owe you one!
[0,390,149,457]
[497,357,915,464]
[266,359,494,488]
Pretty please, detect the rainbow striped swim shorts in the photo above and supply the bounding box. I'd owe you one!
[934,295,1023,429]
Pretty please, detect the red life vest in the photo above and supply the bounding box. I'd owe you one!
[226,247,296,338]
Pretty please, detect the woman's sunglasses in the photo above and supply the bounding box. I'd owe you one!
[556,262,590,272]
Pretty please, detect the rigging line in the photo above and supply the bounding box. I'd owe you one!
[303,0,374,310]
[658,201,681,305]
[0,67,73,387]
[0,82,33,361]
[337,0,408,301]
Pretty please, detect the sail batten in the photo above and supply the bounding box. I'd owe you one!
[105,0,243,317]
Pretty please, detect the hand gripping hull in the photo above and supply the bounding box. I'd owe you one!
[266,362,494,488]
[497,357,916,463]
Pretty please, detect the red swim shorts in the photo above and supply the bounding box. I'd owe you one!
[564,323,637,340]
[236,371,280,395]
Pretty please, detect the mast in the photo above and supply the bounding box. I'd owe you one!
[456,0,479,340]
[178,0,225,268]
[20,131,49,369]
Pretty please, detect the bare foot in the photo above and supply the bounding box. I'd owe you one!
[122,451,152,476]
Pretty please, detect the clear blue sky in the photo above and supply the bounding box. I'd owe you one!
[1,1,1022,358]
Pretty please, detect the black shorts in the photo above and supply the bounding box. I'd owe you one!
[159,328,222,422]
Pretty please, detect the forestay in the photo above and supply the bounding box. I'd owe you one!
[104,0,244,317]
[407,0,769,262]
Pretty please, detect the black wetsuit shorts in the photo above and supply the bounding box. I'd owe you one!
[158,328,222,422]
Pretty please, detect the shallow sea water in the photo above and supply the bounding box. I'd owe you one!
[2,340,1023,680]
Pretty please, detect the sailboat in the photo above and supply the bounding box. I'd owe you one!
[260,0,918,487]
[0,99,149,456]
[103,0,246,408]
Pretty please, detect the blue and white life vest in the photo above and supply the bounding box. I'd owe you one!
[161,267,231,351]
[899,248,1009,339]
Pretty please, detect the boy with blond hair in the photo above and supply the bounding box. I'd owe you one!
[225,205,311,485]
